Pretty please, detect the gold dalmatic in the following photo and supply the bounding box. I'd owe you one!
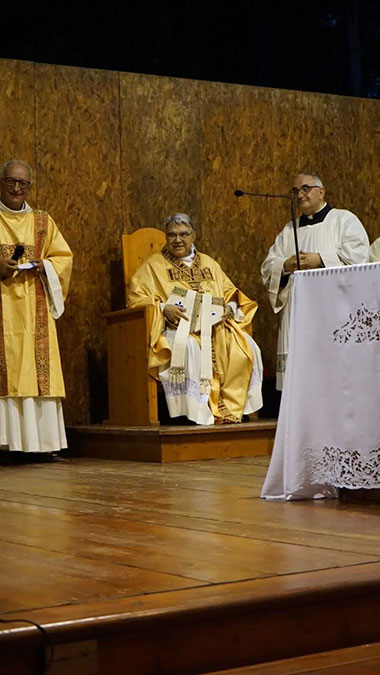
[0,209,72,398]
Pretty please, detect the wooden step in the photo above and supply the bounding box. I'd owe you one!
[3,563,380,674]
[66,419,276,462]
[206,642,380,674]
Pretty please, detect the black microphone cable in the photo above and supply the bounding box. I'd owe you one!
[0,617,54,675]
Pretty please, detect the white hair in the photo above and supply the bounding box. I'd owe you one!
[165,213,194,230]
[295,171,324,187]
[1,159,33,183]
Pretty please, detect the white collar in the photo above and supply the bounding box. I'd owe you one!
[307,202,327,219]
[0,200,33,214]
[180,244,196,264]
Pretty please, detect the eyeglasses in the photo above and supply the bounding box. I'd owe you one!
[290,185,321,196]
[1,178,31,190]
[166,231,193,240]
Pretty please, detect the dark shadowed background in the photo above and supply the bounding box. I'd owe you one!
[1,0,380,98]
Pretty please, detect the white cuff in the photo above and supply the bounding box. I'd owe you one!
[41,260,65,319]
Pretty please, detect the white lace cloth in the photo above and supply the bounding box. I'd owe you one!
[261,262,380,500]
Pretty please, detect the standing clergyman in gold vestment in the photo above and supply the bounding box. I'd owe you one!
[128,213,263,425]
[0,159,73,459]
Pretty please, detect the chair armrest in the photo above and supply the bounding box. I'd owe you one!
[103,306,154,320]
[105,305,158,425]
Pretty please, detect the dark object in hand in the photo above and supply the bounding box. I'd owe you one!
[11,244,25,261]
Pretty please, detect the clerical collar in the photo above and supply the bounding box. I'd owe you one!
[299,203,332,227]
[0,200,33,214]
[181,244,196,265]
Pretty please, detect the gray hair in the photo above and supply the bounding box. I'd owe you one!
[165,213,194,231]
[295,171,324,187]
[1,159,33,183]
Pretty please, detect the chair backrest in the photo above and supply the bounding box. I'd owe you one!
[122,228,166,301]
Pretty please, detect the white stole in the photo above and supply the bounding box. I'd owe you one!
[168,291,219,394]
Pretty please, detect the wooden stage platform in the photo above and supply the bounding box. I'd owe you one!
[1,455,380,674]
[66,419,277,462]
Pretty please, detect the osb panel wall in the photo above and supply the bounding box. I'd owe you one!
[120,72,203,234]
[199,83,279,355]
[0,60,36,199]
[34,64,122,424]
[198,85,380,376]
[0,58,379,423]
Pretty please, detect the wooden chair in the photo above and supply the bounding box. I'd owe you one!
[105,228,166,426]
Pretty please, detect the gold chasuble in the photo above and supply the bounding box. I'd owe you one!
[0,209,72,398]
[128,247,258,422]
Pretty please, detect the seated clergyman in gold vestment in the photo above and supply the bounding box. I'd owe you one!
[128,213,263,425]
[0,159,73,459]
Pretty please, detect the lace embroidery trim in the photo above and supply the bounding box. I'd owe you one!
[162,376,209,402]
[162,376,239,422]
[309,445,380,488]
[333,304,380,344]
[277,353,287,373]
[249,364,262,390]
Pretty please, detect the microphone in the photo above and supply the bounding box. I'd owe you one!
[234,188,300,270]
[234,189,291,200]
[11,244,25,261]
[0,243,25,281]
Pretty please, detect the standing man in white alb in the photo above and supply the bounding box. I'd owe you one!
[261,171,369,390]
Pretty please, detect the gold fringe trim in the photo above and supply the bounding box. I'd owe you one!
[169,366,185,384]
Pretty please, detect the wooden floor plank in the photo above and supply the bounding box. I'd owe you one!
[3,490,380,558]
[3,559,380,625]
[1,456,380,625]
[1,499,376,593]
[0,539,204,614]
[0,467,265,494]
[93,507,380,557]
[1,494,380,558]
[2,455,380,674]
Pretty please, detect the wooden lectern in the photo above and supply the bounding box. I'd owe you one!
[105,228,166,426]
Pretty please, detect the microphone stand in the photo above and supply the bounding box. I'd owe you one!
[234,189,300,270]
